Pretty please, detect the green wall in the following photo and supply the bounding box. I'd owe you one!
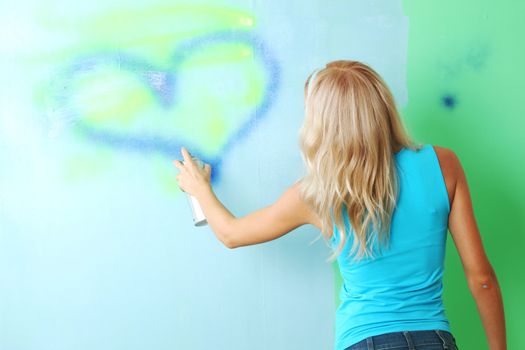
[335,1,525,349]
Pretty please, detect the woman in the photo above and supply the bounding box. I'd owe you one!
[173,60,506,350]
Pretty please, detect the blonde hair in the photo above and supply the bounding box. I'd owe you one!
[297,60,423,262]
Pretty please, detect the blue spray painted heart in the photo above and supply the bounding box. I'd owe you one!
[49,30,281,184]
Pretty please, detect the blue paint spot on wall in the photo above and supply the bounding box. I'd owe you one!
[442,94,456,109]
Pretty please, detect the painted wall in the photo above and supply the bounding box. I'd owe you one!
[0,0,521,349]
[0,1,407,349]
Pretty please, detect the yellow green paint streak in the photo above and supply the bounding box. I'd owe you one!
[34,5,256,62]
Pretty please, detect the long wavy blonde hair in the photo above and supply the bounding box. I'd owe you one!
[297,60,422,262]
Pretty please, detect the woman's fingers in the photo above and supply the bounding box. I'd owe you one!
[180,147,197,171]
[173,148,212,196]
[172,159,187,172]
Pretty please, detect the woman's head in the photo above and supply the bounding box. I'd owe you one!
[297,60,421,261]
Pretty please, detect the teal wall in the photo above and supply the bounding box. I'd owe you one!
[1,1,521,349]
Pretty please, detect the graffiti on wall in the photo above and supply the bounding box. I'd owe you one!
[36,5,280,186]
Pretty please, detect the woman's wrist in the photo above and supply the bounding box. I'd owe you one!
[195,183,213,201]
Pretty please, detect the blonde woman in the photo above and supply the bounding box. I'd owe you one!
[173,60,506,350]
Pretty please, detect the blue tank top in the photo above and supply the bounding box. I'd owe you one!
[331,144,451,350]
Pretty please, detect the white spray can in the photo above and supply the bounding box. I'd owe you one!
[182,156,208,227]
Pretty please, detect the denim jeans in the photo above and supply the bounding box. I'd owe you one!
[344,330,459,350]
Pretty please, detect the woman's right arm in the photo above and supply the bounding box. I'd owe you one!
[446,148,506,350]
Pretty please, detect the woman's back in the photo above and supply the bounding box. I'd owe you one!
[331,144,452,350]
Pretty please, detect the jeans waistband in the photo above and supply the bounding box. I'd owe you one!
[345,330,458,350]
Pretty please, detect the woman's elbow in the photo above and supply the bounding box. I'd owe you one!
[223,238,238,249]
[467,267,499,292]
[214,220,238,249]
[220,232,239,249]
